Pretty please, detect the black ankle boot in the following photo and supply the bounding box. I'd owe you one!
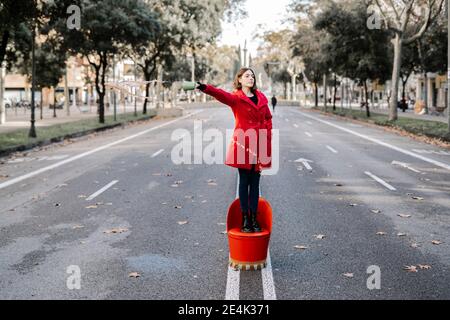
[241,211,252,233]
[250,211,262,232]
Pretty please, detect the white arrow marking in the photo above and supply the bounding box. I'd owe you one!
[391,161,421,173]
[295,158,314,170]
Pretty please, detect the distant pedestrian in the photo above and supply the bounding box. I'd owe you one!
[271,95,277,113]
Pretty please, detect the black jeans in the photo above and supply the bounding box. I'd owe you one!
[238,164,261,214]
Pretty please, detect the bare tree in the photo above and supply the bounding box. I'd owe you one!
[373,0,445,120]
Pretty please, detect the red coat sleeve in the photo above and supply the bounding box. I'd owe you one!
[202,84,237,108]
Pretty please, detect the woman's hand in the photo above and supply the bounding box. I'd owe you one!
[196,81,206,91]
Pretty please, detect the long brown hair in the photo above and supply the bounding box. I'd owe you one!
[233,67,258,93]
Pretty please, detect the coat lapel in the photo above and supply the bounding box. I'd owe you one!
[235,89,266,109]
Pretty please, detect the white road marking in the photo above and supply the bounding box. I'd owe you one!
[225,173,241,300]
[364,171,397,191]
[326,145,338,154]
[292,110,450,172]
[294,158,313,171]
[412,149,450,156]
[262,249,277,300]
[305,132,313,138]
[151,149,164,158]
[86,180,118,201]
[391,161,421,173]
[0,110,203,191]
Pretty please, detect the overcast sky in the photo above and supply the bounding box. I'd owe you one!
[218,0,292,57]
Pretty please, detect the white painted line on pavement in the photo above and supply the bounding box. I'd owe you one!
[0,110,204,191]
[391,161,421,173]
[305,132,313,137]
[86,180,118,201]
[364,171,397,191]
[151,149,164,158]
[225,173,241,300]
[292,110,450,172]
[262,249,277,300]
[326,145,338,154]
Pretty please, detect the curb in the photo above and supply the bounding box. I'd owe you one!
[0,114,156,158]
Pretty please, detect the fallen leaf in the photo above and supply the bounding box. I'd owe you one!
[334,183,343,187]
[397,233,407,237]
[418,264,431,270]
[177,221,188,225]
[78,195,87,198]
[371,209,381,214]
[152,173,162,176]
[208,182,217,186]
[376,231,387,235]
[294,245,308,250]
[432,240,442,245]
[201,200,207,203]
[171,184,179,188]
[54,203,61,207]
[411,196,424,200]
[343,273,354,278]
[165,173,172,177]
[314,234,326,240]
[174,180,183,184]
[184,195,194,199]
[161,202,167,205]
[220,231,227,234]
[411,243,420,248]
[398,214,411,218]
[128,272,141,278]
[349,203,358,207]
[403,265,418,273]
[174,205,182,209]
[104,228,128,234]
[73,225,84,229]
[85,205,98,209]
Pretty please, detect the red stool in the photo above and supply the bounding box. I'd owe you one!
[226,197,273,271]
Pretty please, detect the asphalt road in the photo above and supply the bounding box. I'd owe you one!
[0,105,449,300]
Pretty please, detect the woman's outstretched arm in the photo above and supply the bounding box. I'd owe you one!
[197,82,237,108]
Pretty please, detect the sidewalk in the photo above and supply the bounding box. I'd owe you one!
[300,102,448,124]
[0,104,144,134]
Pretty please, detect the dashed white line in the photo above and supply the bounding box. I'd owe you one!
[151,149,164,158]
[86,180,119,201]
[326,145,338,153]
[0,110,204,190]
[364,171,396,191]
[292,110,450,172]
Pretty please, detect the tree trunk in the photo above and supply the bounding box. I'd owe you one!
[364,80,370,118]
[333,74,337,111]
[314,82,318,107]
[389,34,402,121]
[323,74,327,111]
[0,31,10,69]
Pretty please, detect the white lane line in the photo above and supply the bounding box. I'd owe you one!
[305,132,313,137]
[0,110,203,191]
[391,161,421,173]
[364,171,397,191]
[326,145,338,154]
[151,149,164,158]
[292,110,450,172]
[225,173,241,300]
[262,249,277,300]
[293,124,299,128]
[86,180,118,201]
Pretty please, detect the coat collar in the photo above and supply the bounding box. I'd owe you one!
[234,89,267,109]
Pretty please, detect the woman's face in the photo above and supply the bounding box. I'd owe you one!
[239,70,255,89]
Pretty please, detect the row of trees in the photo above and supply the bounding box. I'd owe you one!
[255,0,447,122]
[0,0,247,131]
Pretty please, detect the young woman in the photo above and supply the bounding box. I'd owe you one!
[196,68,273,233]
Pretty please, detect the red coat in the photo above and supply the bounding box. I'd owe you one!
[202,85,272,171]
